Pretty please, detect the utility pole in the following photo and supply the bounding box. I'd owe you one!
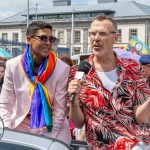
[27,0,29,27]
[71,7,74,56]
[36,3,39,20]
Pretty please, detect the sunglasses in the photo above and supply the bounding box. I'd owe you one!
[31,35,59,44]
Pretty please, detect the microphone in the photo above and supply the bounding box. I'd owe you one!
[70,61,91,103]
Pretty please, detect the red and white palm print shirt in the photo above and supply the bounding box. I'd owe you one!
[69,53,150,150]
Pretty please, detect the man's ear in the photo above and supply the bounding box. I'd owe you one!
[26,36,32,44]
[113,34,119,44]
[142,65,146,70]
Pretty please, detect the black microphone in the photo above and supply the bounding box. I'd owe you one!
[70,61,91,103]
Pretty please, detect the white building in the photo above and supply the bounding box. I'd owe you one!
[0,1,150,56]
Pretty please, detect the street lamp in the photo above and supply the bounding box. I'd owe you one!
[36,3,39,20]
[27,0,29,27]
[71,7,75,56]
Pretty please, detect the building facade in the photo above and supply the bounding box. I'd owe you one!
[0,1,150,57]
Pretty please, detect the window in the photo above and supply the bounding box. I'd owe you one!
[37,16,44,20]
[74,31,81,43]
[91,12,104,17]
[31,16,36,20]
[13,33,18,42]
[82,13,90,18]
[129,29,137,41]
[74,13,91,18]
[48,15,58,19]
[2,33,7,40]
[58,31,64,44]
[117,29,122,43]
[58,14,71,19]
[66,14,71,18]
[74,47,81,55]
[75,14,83,18]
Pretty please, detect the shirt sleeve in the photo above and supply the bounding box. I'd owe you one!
[0,61,16,128]
[51,64,70,136]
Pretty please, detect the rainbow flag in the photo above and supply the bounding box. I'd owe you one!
[128,36,150,55]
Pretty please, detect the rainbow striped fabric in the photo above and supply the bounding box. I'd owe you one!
[21,44,57,132]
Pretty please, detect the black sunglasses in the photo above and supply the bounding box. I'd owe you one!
[31,35,59,44]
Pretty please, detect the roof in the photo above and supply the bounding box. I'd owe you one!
[1,1,150,23]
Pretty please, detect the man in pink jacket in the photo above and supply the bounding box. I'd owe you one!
[0,21,71,145]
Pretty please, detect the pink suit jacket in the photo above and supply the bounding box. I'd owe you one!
[0,55,71,144]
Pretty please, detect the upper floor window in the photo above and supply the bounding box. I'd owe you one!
[13,33,19,42]
[2,33,8,40]
[45,15,58,19]
[74,31,81,43]
[117,29,122,43]
[37,16,44,20]
[129,29,137,41]
[58,31,64,44]
[91,12,104,17]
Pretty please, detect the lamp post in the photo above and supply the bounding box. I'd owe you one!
[27,0,29,27]
[36,3,39,20]
[71,7,75,56]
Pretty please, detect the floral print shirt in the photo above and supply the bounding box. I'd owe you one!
[69,54,150,150]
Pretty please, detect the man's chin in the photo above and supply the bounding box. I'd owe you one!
[43,52,50,57]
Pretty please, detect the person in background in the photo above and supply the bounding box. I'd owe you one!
[139,54,150,85]
[68,15,150,149]
[0,62,5,93]
[0,21,71,145]
[58,54,73,67]
[139,54,150,127]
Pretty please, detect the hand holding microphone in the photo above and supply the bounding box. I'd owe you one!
[69,61,91,103]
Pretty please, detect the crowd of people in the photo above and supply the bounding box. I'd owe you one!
[0,15,150,150]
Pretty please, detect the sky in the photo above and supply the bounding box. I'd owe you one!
[0,0,150,20]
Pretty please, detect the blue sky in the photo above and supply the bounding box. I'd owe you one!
[0,0,149,20]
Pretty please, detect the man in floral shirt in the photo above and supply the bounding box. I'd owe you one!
[68,15,150,150]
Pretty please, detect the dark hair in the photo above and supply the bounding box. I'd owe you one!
[59,54,73,67]
[26,21,53,36]
[93,15,117,31]
[0,62,5,69]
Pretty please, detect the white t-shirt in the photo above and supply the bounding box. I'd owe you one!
[75,125,85,140]
[96,68,118,92]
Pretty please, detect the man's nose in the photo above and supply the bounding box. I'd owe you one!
[44,39,52,44]
[94,33,101,40]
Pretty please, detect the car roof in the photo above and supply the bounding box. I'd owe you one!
[1,129,73,150]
